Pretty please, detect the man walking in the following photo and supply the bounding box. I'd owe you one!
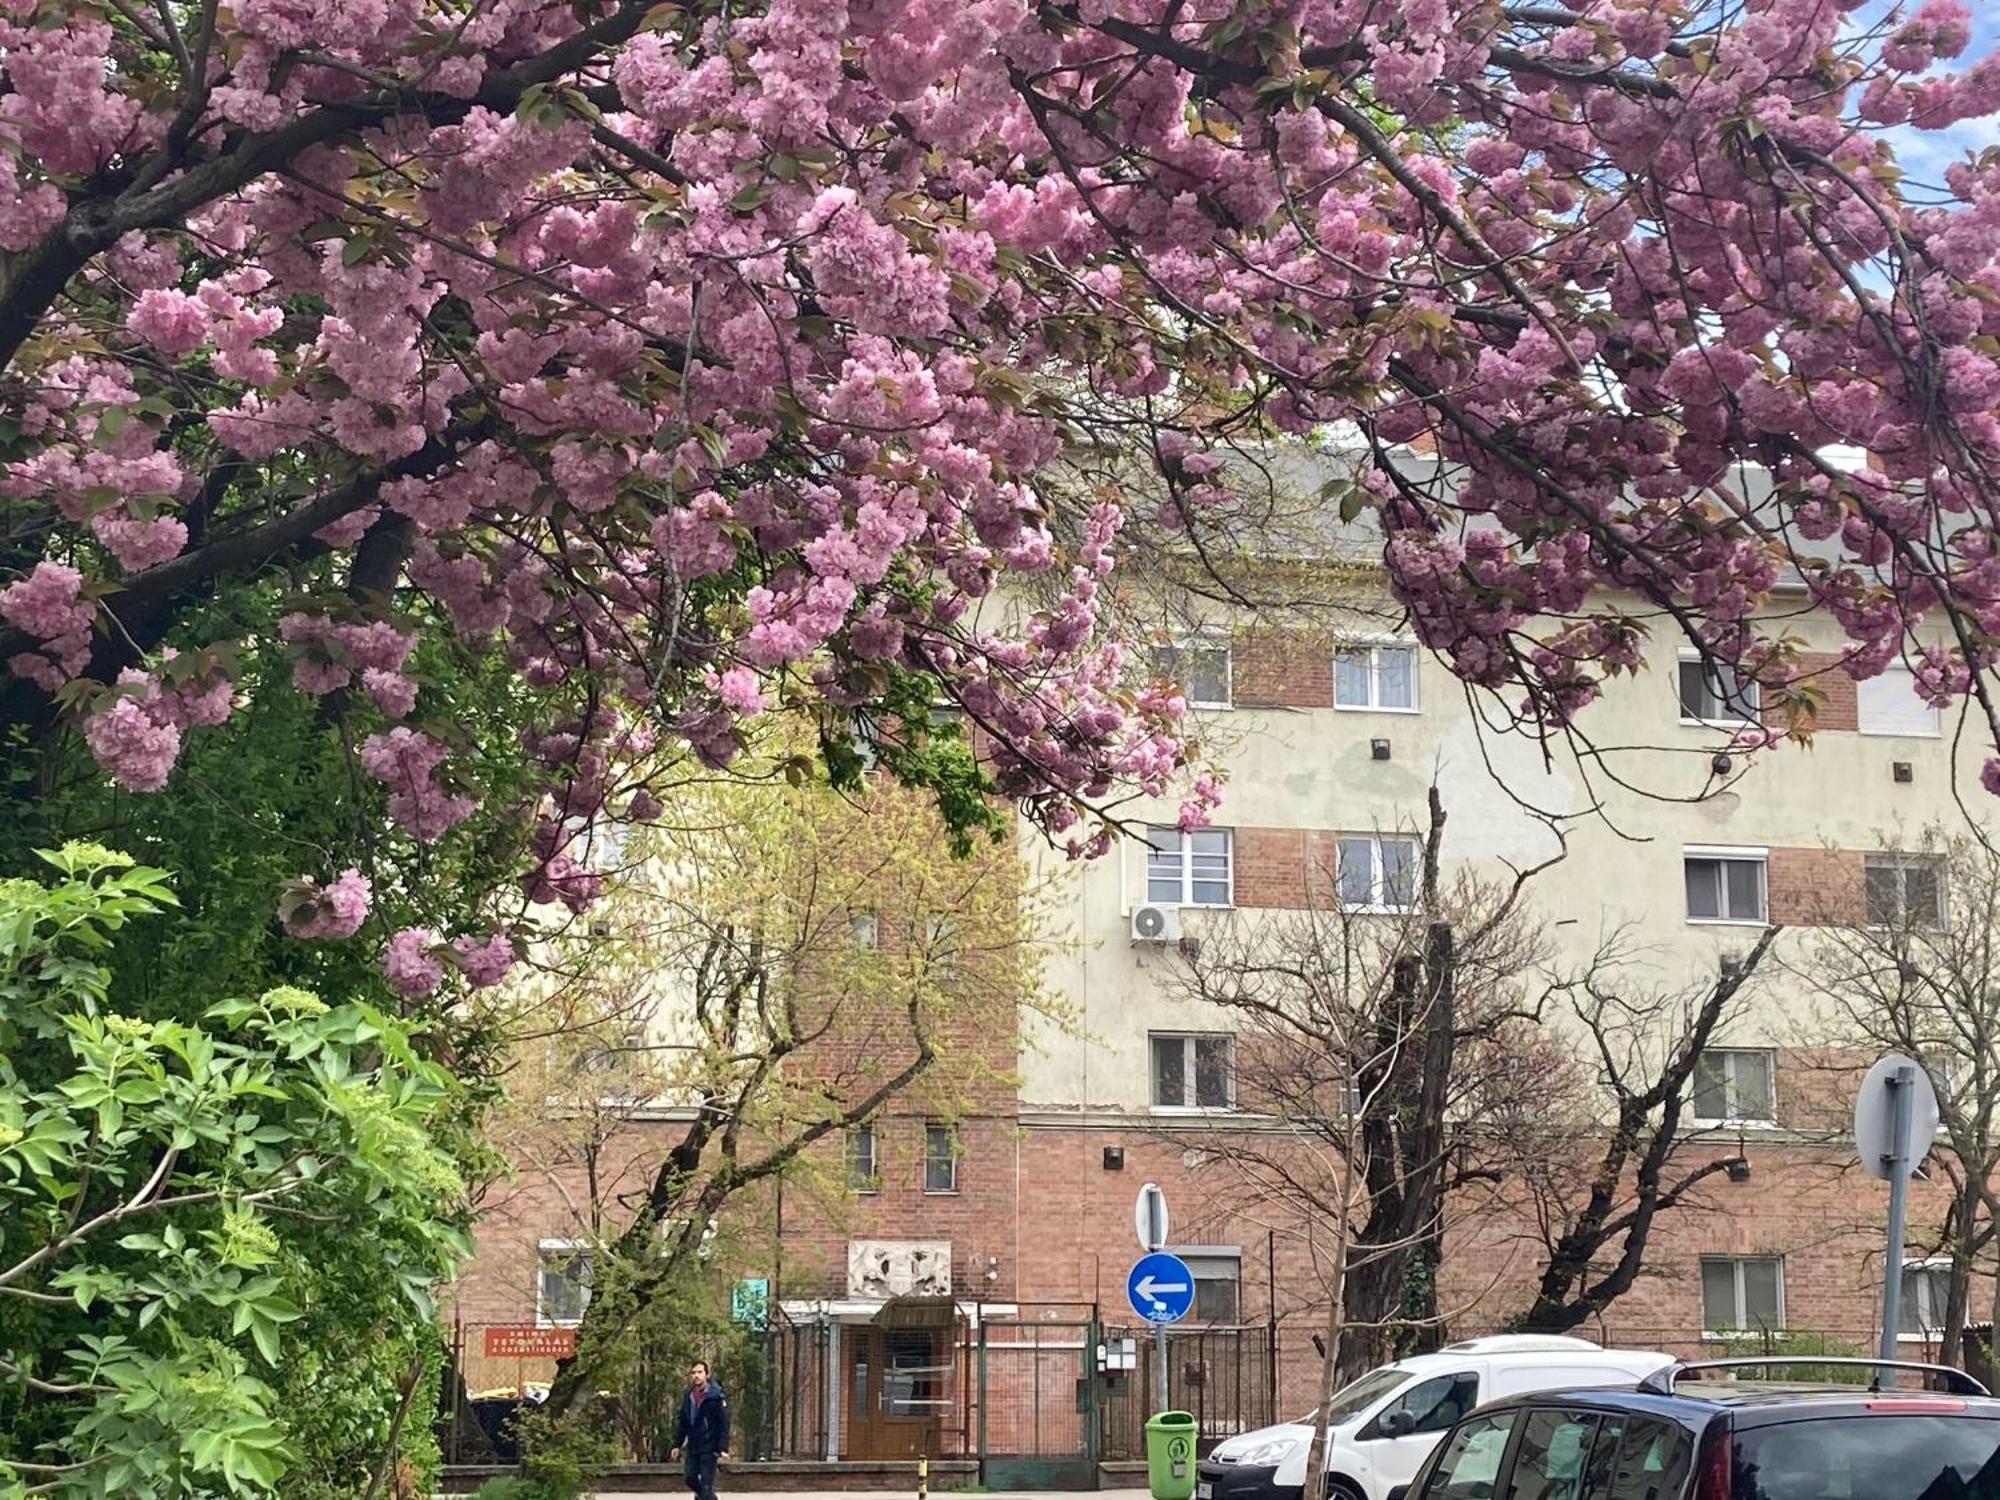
[670,1359,731,1500]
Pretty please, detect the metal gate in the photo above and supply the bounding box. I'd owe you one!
[1102,1324,1276,1461]
[978,1306,1102,1489]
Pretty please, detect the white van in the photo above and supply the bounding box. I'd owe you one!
[1195,1336,1674,1500]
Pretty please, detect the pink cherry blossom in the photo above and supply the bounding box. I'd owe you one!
[282,868,373,940]
[451,931,516,989]
[383,927,445,999]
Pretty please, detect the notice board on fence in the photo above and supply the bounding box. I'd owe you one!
[483,1325,577,1359]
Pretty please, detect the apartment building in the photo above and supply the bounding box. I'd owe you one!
[450,496,1995,1471]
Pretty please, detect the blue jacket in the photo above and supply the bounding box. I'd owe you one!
[676,1379,731,1455]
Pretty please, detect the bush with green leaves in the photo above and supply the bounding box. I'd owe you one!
[0,843,471,1498]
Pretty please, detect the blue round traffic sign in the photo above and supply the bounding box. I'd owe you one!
[1127,1252,1196,1324]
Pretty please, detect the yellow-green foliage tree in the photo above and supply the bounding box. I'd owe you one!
[485,749,1055,1450]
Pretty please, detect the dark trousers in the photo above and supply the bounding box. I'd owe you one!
[684,1449,719,1500]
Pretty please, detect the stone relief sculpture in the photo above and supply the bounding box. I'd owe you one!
[848,1240,952,1297]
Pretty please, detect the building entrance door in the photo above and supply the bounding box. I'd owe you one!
[847,1325,948,1459]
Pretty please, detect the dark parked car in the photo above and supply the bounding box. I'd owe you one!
[1391,1357,2000,1500]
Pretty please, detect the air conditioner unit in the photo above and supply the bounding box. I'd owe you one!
[1130,904,1182,943]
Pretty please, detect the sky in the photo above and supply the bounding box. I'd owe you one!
[1852,0,2000,190]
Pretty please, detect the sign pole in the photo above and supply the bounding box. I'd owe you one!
[1877,1063,1917,1385]
[1154,1321,1169,1413]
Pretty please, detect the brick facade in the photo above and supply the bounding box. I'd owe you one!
[1767,846,1866,926]
[1765,652,1860,733]
[1232,629,1332,709]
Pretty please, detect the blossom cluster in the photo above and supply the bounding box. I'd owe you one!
[0,0,1996,974]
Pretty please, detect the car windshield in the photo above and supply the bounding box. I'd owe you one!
[1311,1368,1412,1427]
[1734,1415,2000,1500]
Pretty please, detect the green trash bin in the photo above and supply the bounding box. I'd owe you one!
[1146,1410,1199,1500]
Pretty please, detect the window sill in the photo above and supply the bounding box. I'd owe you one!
[1686,917,1772,928]
[1680,716,1759,731]
[1895,1332,1956,1342]
[536,1317,586,1331]
[1333,703,1421,716]
[1144,900,1236,912]
[1187,701,1234,712]
[1700,1330,1787,1342]
[1691,1118,1779,1131]
[1149,1105,1240,1117]
[1859,727,1942,739]
[1341,904,1416,917]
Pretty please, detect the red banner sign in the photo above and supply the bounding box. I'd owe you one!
[483,1325,577,1359]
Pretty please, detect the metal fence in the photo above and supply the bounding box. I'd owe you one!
[1102,1323,1276,1460]
[437,1312,1277,1473]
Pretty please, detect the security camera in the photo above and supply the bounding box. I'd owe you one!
[1711,753,1733,775]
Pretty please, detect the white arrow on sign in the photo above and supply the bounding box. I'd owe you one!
[1136,1274,1190,1302]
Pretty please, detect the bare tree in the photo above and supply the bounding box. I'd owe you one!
[1505,926,1780,1333]
[1789,829,2000,1367]
[1166,788,1563,1422]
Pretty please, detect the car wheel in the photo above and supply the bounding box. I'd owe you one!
[1326,1479,1368,1500]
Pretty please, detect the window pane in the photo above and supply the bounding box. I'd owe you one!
[1906,861,1943,926]
[1152,1036,1187,1107]
[1380,837,1418,909]
[540,1250,593,1326]
[1335,648,1373,707]
[1678,661,1708,718]
[1377,648,1414,709]
[1194,1274,1239,1323]
[1186,646,1230,706]
[1194,1036,1232,1108]
[1598,1419,1692,1500]
[1339,837,1375,907]
[925,1125,956,1191]
[1743,1259,1782,1328]
[1693,1054,1729,1121]
[1733,1416,2000,1500]
[1686,859,1721,920]
[1901,1266,1929,1335]
[1865,859,1901,925]
[1701,1259,1738,1330]
[1732,1051,1774,1121]
[1426,1414,1517,1500]
[848,1127,877,1189]
[1724,859,1764,920]
[1190,829,1232,906]
[850,910,879,947]
[1504,1409,1598,1500]
[1147,827,1184,903]
[1384,1373,1480,1438]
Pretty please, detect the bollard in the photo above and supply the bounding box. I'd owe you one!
[918,1454,929,1500]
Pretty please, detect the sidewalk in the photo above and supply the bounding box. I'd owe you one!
[593,1491,1155,1500]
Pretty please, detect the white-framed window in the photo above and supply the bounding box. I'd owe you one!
[1685,847,1768,925]
[1145,827,1233,907]
[1700,1255,1784,1334]
[1677,652,1761,726]
[849,909,880,948]
[1334,642,1419,713]
[1150,638,1232,710]
[923,1122,958,1193]
[1150,1032,1235,1111]
[1900,1259,1956,1339]
[536,1239,595,1328]
[847,1124,879,1193]
[1859,666,1943,738]
[1337,834,1421,912]
[1692,1048,1777,1126]
[1866,852,1947,929]
[1172,1248,1243,1323]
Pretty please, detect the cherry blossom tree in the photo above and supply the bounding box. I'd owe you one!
[4,0,2000,983]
